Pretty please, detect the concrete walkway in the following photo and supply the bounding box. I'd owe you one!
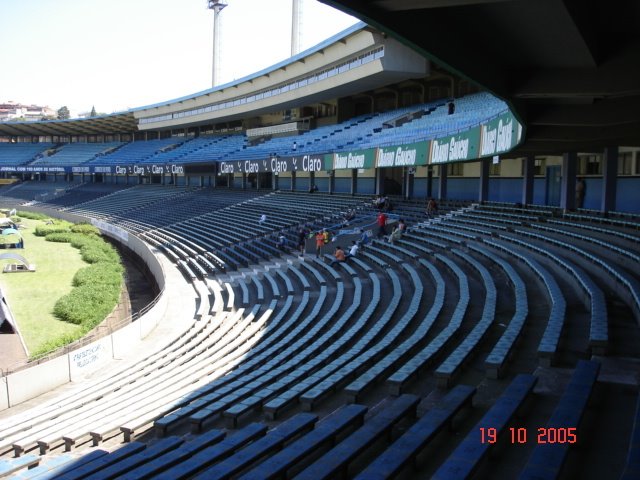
[0,333,27,372]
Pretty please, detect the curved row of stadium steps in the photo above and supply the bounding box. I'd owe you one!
[1,199,639,478]
[136,191,375,276]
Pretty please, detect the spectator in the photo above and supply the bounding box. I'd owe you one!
[376,211,388,239]
[382,196,393,212]
[426,197,438,217]
[310,184,318,193]
[322,228,331,245]
[357,229,371,250]
[331,245,346,264]
[315,231,325,258]
[388,226,403,244]
[342,208,356,226]
[345,240,359,259]
[575,177,586,209]
[276,233,288,251]
[297,226,308,256]
[259,214,267,225]
[397,218,407,233]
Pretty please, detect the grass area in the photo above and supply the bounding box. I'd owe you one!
[0,218,88,356]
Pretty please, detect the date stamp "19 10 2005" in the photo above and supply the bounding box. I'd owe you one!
[479,427,577,445]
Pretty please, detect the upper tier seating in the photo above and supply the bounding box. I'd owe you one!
[31,143,123,166]
[0,143,54,165]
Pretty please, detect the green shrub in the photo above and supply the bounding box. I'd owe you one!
[53,282,121,327]
[16,211,50,220]
[70,223,99,235]
[10,216,21,223]
[73,263,123,288]
[35,223,71,237]
[43,232,76,243]
[41,221,124,332]
[45,232,120,264]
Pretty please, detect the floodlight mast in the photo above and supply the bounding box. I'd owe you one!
[208,0,227,87]
[291,0,302,56]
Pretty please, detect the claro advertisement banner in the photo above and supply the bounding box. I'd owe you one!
[218,154,330,174]
[0,164,186,175]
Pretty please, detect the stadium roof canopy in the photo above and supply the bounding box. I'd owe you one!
[322,0,640,154]
[0,111,137,138]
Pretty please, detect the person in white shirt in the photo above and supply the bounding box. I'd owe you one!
[345,241,359,259]
[259,214,267,225]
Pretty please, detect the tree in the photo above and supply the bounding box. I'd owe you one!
[57,106,70,120]
[90,105,97,117]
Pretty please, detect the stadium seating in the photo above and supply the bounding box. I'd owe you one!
[31,143,123,166]
[0,143,54,166]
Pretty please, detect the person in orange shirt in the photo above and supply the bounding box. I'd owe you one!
[331,245,346,264]
[315,231,325,258]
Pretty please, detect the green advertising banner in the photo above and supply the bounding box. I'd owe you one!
[428,127,480,164]
[375,141,428,168]
[428,110,523,164]
[479,110,523,158]
[332,149,375,170]
[323,154,334,171]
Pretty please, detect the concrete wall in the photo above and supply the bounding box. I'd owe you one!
[0,207,167,410]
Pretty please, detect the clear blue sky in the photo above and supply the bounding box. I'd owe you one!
[0,0,357,117]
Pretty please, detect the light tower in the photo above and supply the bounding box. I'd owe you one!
[291,0,302,56]
[208,0,227,87]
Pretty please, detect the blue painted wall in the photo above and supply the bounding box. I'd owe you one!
[334,177,351,193]
[295,177,311,192]
[616,177,640,213]
[446,178,479,201]
[277,177,291,190]
[314,177,329,192]
[358,178,376,195]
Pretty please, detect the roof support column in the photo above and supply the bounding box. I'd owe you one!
[404,167,414,200]
[291,171,296,191]
[479,158,490,202]
[426,165,433,198]
[375,168,384,195]
[350,169,357,195]
[438,164,448,201]
[560,151,577,211]
[522,155,534,205]
[601,146,618,214]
